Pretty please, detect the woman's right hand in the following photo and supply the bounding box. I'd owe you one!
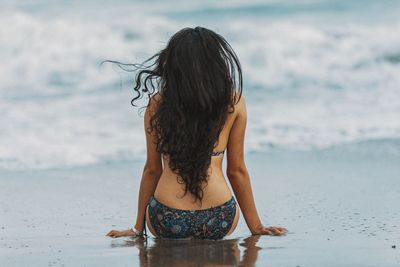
[252,225,288,236]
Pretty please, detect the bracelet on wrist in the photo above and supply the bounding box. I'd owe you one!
[130,227,143,237]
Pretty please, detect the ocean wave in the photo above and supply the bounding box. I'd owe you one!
[1,3,400,170]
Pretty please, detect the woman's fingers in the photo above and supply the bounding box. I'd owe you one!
[274,227,288,235]
[272,228,284,235]
[106,229,136,238]
[262,228,273,235]
[106,230,122,238]
[106,230,114,236]
[270,227,286,235]
[261,226,288,236]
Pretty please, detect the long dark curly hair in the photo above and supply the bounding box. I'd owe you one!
[105,26,243,205]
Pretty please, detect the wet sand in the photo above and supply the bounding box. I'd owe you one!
[1,141,399,266]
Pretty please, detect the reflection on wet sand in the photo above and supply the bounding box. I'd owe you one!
[111,235,262,267]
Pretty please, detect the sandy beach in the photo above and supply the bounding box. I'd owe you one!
[1,140,399,266]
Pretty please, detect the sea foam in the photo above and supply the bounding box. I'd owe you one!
[1,2,399,170]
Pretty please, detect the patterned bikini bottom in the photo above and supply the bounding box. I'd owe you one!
[146,195,237,240]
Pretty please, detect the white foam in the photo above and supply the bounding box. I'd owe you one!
[229,21,400,151]
[1,3,400,170]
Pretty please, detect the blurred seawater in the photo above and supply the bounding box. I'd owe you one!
[1,0,400,170]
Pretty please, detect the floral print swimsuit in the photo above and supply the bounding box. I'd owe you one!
[146,150,237,240]
[147,195,237,240]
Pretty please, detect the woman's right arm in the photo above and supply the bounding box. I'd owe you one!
[226,95,287,236]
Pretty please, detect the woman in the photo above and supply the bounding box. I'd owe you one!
[106,26,287,240]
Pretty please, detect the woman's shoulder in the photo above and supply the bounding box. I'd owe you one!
[231,92,246,114]
[146,92,162,113]
[235,92,245,105]
[151,92,162,103]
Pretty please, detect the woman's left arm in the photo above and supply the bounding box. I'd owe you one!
[107,95,162,238]
[134,95,163,230]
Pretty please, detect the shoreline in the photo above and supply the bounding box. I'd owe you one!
[1,142,399,266]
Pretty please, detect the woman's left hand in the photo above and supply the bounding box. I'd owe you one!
[106,228,136,238]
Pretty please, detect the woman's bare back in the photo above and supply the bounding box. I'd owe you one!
[153,94,241,210]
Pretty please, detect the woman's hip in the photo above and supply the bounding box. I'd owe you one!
[146,195,237,240]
